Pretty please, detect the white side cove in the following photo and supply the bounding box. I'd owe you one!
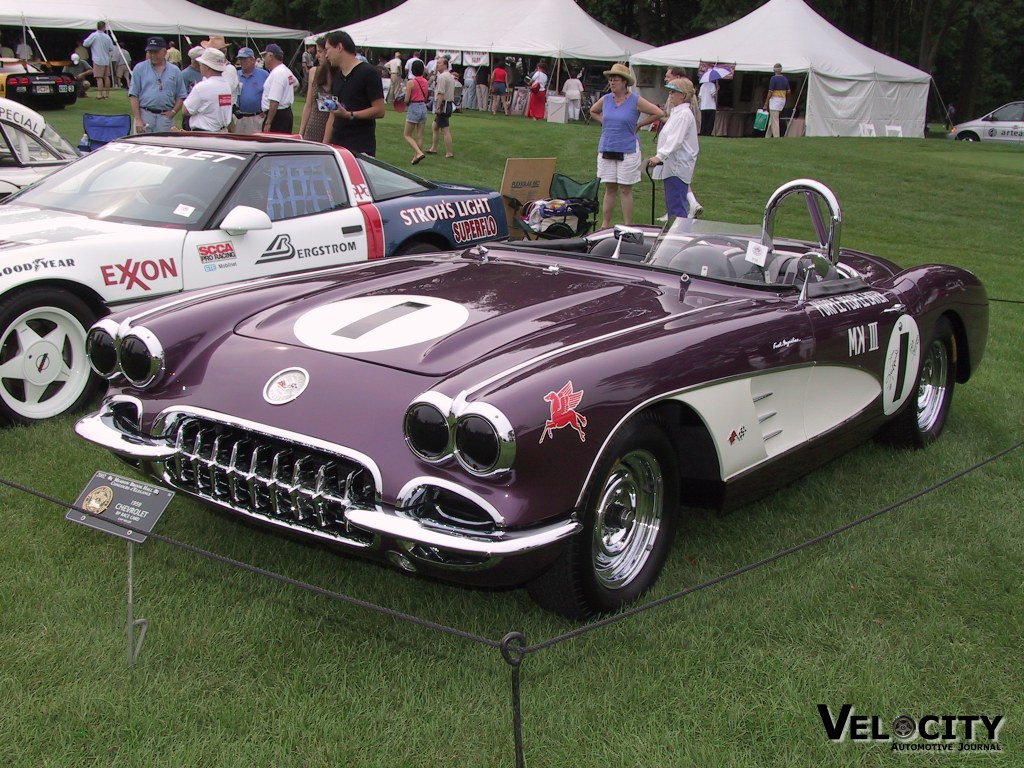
[672,365,881,481]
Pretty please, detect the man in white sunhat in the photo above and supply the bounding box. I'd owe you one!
[201,36,238,107]
[182,47,234,132]
[260,43,297,133]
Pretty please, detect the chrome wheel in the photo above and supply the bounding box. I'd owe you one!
[916,337,950,435]
[591,448,665,591]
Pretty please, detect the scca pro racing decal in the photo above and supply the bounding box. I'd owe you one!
[293,295,469,353]
[882,315,921,415]
[100,258,177,291]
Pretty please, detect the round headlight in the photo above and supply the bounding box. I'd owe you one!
[454,404,515,477]
[117,327,164,387]
[404,401,451,461]
[86,320,119,378]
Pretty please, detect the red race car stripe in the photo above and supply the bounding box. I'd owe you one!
[335,146,386,259]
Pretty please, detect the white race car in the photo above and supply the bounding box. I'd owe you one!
[0,97,78,199]
[0,132,508,425]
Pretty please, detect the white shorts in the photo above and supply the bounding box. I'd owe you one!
[597,149,642,185]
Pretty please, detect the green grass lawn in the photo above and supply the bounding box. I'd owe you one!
[1,92,1021,766]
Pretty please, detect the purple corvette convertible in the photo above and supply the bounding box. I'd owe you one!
[76,180,988,618]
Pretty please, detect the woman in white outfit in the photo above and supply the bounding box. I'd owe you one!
[647,78,699,219]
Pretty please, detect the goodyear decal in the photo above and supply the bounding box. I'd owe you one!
[1,257,76,275]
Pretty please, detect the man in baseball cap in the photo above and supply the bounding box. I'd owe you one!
[234,47,269,134]
[129,36,187,133]
[259,44,296,133]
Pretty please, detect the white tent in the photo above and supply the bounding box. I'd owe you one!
[317,0,650,61]
[630,0,930,138]
[0,0,307,39]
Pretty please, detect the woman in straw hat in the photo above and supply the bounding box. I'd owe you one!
[590,63,666,228]
[647,78,699,219]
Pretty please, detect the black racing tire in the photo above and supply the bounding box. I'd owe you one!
[877,316,956,448]
[394,240,439,256]
[527,414,679,619]
[955,132,980,142]
[0,288,101,426]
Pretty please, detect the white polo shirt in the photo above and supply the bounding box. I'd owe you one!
[261,64,296,111]
[183,75,234,131]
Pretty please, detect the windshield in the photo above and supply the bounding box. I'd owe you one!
[8,142,249,227]
[643,218,771,284]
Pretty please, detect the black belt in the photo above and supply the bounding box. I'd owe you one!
[236,112,263,118]
[142,107,171,114]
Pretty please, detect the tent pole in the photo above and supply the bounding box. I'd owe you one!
[786,74,808,137]
[25,23,46,62]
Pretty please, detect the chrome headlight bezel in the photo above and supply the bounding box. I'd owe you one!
[85,318,121,379]
[453,402,516,477]
[404,391,455,463]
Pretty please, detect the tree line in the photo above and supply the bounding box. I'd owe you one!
[200,0,1021,118]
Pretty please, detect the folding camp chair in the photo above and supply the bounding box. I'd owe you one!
[506,172,600,240]
[82,113,132,151]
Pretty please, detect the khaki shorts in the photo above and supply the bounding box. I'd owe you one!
[92,64,110,78]
[597,148,642,185]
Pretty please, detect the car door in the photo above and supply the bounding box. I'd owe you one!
[181,152,371,288]
[803,284,917,433]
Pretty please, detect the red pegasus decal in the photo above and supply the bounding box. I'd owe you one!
[540,380,587,444]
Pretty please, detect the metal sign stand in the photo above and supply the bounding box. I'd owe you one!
[126,540,148,666]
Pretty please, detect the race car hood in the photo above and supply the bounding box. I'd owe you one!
[234,255,699,377]
[0,203,184,252]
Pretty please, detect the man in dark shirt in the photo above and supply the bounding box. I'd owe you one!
[323,30,385,156]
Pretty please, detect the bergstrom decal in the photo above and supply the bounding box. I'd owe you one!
[257,235,358,265]
[539,381,587,444]
[293,295,470,354]
[100,258,177,291]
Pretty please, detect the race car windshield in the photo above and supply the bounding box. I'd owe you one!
[9,143,248,228]
[644,217,771,285]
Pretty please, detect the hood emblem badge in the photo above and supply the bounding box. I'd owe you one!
[263,367,309,405]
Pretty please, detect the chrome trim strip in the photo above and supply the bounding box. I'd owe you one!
[345,507,581,557]
[75,399,175,460]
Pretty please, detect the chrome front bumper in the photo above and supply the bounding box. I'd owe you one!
[75,399,581,561]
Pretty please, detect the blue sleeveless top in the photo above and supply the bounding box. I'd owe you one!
[598,92,641,154]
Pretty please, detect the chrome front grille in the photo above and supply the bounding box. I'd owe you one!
[162,416,376,547]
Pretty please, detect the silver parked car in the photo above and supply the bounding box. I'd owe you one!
[948,101,1024,143]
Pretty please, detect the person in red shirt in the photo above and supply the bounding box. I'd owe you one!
[490,59,510,115]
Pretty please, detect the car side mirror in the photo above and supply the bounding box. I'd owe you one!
[220,205,272,236]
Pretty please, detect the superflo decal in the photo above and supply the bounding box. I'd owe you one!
[100,258,177,291]
[818,704,1004,752]
[256,234,359,265]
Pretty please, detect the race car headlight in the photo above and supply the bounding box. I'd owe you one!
[404,400,452,461]
[454,404,515,477]
[117,327,164,388]
[86,320,120,378]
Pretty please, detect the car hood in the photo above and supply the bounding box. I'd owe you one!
[0,204,168,254]
[234,255,700,377]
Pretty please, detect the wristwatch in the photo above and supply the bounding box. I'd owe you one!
[348,112,356,121]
